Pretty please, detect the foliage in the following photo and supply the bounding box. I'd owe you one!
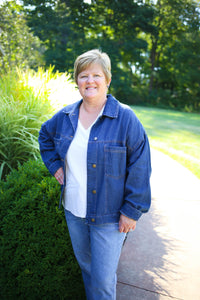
[0,159,85,299]
[0,67,56,180]
[0,65,81,180]
[22,0,155,95]
[132,106,200,179]
[145,0,200,112]
[22,0,89,73]
[0,0,44,71]
[1,0,200,111]
[82,0,155,101]
[21,0,200,111]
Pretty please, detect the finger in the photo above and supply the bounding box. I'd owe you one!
[119,221,124,233]
[58,174,64,185]
[119,221,129,233]
[119,223,129,233]
[57,177,64,185]
[54,168,64,184]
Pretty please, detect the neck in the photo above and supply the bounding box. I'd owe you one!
[79,99,106,129]
[81,98,107,114]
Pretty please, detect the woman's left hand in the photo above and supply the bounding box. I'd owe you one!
[119,214,137,233]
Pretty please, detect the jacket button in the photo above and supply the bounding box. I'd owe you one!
[91,218,95,222]
[94,137,98,140]
[92,164,96,168]
[92,190,96,194]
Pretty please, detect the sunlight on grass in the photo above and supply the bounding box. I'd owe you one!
[132,106,200,179]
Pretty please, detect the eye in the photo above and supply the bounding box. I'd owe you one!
[94,74,101,77]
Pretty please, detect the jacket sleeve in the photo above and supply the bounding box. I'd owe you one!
[120,114,151,221]
[38,120,62,176]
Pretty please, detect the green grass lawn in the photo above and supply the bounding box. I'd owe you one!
[132,106,200,179]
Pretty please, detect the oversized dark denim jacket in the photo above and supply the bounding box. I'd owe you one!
[38,94,151,224]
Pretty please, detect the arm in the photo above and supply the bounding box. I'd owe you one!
[120,116,151,223]
[38,121,63,181]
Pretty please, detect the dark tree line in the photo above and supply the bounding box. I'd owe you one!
[0,0,200,111]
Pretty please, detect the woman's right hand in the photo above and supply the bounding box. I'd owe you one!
[54,167,64,185]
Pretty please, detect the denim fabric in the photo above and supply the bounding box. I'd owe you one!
[64,209,126,300]
[38,94,151,224]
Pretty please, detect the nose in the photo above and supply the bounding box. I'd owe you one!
[87,75,94,83]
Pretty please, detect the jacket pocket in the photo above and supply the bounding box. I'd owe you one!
[104,145,127,178]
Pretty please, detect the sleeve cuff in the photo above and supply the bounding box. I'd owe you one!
[48,160,62,176]
[120,201,143,221]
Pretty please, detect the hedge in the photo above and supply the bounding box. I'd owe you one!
[0,159,85,299]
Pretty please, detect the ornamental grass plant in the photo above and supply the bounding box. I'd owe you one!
[0,67,79,180]
[0,68,53,180]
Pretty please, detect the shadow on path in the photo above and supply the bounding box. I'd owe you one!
[117,149,200,300]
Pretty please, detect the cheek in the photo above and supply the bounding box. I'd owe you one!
[77,80,84,89]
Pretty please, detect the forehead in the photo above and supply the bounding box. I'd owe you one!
[79,63,104,74]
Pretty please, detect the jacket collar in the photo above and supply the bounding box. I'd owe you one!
[103,94,119,118]
[62,94,119,119]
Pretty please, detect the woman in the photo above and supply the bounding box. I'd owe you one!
[38,49,151,300]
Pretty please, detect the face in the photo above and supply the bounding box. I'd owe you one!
[77,63,110,103]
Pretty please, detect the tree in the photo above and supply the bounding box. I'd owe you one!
[172,2,200,111]
[22,0,155,102]
[146,0,200,110]
[0,0,44,72]
[23,0,91,72]
[80,0,156,102]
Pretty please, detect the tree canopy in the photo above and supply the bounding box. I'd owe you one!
[1,0,200,112]
[0,0,44,71]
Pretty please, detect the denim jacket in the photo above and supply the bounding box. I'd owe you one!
[38,94,151,224]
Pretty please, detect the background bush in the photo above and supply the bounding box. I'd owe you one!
[0,159,85,300]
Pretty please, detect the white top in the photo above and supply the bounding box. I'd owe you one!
[63,106,104,217]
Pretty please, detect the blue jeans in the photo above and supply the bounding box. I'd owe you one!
[64,209,126,300]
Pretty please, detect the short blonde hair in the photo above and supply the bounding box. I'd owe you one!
[74,49,111,85]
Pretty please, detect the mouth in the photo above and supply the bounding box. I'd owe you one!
[86,87,96,90]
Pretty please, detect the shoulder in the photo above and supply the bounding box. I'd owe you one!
[41,100,81,135]
[47,100,81,122]
[107,94,136,116]
[55,100,81,117]
[116,98,141,127]
[106,94,137,120]
[113,96,146,140]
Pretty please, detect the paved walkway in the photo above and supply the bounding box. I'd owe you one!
[117,148,200,300]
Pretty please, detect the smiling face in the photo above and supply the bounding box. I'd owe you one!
[77,63,111,104]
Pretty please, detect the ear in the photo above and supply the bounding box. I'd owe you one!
[107,78,111,88]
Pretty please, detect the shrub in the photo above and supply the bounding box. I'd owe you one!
[0,159,85,300]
